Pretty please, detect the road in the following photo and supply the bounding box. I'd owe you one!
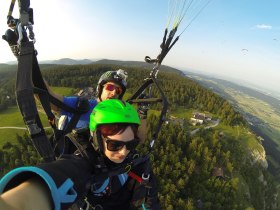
[0,126,51,130]
[190,119,220,136]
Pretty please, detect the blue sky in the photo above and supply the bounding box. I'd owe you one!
[0,0,279,95]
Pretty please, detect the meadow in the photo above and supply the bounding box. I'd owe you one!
[0,87,75,148]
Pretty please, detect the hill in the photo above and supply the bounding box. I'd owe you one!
[39,58,94,65]
[94,59,183,75]
[1,58,183,76]
[186,71,280,179]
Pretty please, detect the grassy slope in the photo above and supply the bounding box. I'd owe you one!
[224,88,280,171]
[0,106,50,147]
[226,88,280,132]
[0,87,75,148]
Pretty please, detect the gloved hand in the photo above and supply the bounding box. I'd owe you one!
[2,29,20,57]
[137,93,150,119]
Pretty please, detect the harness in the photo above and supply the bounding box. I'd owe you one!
[63,128,152,210]
[3,0,90,162]
[3,1,185,209]
[63,128,150,180]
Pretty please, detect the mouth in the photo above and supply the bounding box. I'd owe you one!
[117,156,125,160]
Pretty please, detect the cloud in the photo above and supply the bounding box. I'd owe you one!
[255,24,272,30]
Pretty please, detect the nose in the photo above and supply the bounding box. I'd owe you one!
[108,89,118,98]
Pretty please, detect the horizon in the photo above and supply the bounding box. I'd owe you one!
[0,0,279,93]
[1,56,280,100]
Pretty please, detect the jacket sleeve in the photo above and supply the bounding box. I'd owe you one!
[0,155,93,210]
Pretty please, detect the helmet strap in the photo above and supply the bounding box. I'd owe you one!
[97,85,103,102]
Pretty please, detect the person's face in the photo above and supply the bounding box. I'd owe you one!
[100,82,122,101]
[103,126,136,163]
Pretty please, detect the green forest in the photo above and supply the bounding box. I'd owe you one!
[0,64,279,209]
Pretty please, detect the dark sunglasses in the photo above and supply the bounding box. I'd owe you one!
[104,84,122,95]
[105,138,139,152]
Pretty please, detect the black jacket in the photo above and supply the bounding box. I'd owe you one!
[39,151,161,210]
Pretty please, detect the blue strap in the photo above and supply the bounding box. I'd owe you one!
[117,173,128,186]
[0,166,77,210]
[92,178,109,194]
[142,203,147,210]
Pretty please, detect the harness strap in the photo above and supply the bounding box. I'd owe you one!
[52,98,90,157]
[16,41,55,162]
[62,132,90,159]
[32,55,57,128]
[92,178,109,194]
[96,155,150,180]
[128,171,143,183]
[64,98,90,133]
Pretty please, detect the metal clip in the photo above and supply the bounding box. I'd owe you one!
[17,22,36,45]
[142,173,150,181]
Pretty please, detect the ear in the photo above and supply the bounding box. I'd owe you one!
[91,131,100,151]
[91,130,104,152]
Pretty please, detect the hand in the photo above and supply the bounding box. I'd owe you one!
[137,93,150,119]
[2,29,20,57]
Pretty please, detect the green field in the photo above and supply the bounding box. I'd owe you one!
[0,87,75,148]
[169,106,194,119]
[224,88,280,149]
[50,86,78,96]
[225,88,280,133]
[0,106,51,147]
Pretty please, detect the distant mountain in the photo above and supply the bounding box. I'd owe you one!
[0,63,17,73]
[94,59,183,75]
[3,58,183,75]
[39,58,95,65]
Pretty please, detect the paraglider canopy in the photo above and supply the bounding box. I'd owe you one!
[145,0,212,68]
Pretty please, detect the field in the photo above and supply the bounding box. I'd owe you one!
[226,88,280,132]
[50,86,78,96]
[0,106,50,147]
[221,86,280,175]
[0,87,75,148]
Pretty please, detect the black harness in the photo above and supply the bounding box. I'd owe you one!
[3,0,90,162]
[3,1,180,209]
[62,128,152,210]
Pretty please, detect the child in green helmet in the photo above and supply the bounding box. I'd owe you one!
[0,99,160,210]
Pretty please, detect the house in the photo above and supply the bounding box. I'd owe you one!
[190,112,212,125]
[212,167,224,179]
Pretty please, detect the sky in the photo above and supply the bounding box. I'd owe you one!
[0,0,279,95]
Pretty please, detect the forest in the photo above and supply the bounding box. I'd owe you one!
[0,64,279,209]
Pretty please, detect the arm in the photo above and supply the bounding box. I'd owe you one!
[35,79,64,112]
[137,95,149,143]
[0,178,52,210]
[44,79,64,103]
[0,157,93,210]
[138,118,147,143]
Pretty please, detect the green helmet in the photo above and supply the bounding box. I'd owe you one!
[89,99,140,132]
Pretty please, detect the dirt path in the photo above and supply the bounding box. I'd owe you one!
[0,126,51,130]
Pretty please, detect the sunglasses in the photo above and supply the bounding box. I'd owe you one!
[104,84,122,95]
[105,138,140,152]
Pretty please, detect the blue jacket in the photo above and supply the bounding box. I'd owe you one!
[61,96,98,128]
